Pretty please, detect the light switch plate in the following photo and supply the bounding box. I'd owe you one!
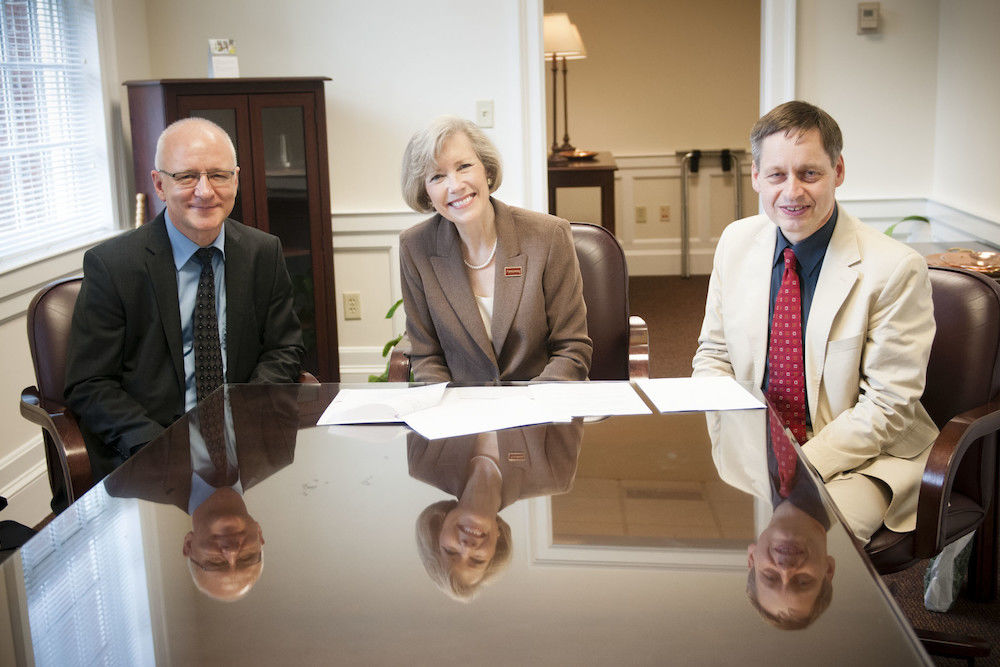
[475,100,494,128]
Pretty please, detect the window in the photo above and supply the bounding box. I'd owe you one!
[20,487,156,666]
[0,0,115,273]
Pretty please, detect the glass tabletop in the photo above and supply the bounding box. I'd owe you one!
[2,383,929,665]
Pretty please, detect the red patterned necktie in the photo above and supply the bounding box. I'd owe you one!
[766,247,808,446]
[768,407,798,497]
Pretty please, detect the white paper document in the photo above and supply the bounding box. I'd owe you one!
[528,381,651,417]
[405,396,568,440]
[635,377,764,412]
[317,381,653,440]
[317,383,448,425]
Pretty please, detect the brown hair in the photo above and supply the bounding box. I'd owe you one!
[745,565,833,630]
[750,100,843,168]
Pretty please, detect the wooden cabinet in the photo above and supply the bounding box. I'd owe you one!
[124,78,339,381]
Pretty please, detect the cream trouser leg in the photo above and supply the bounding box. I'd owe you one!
[824,474,891,544]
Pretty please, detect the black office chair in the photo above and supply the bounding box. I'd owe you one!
[864,265,1000,664]
[20,276,93,511]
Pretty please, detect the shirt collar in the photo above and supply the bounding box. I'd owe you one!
[164,211,226,271]
[772,203,838,276]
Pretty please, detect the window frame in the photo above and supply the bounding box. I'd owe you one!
[0,0,128,323]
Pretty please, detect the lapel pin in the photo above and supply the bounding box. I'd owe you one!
[505,266,522,277]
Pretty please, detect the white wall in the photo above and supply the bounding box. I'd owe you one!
[795,0,940,202]
[138,0,537,215]
[932,0,1000,222]
[794,0,1000,243]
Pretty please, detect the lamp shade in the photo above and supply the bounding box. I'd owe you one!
[543,13,586,60]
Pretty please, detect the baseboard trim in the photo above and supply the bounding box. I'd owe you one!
[0,435,51,527]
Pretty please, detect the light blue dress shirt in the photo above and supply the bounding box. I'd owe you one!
[164,213,228,412]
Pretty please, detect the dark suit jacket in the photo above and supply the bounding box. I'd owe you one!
[64,212,304,475]
[104,387,299,511]
[399,198,591,383]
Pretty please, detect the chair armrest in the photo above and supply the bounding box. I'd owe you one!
[20,387,93,504]
[297,371,320,384]
[915,398,1000,557]
[388,348,412,383]
[628,315,650,379]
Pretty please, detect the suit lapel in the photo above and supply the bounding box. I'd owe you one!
[428,217,497,366]
[490,200,525,356]
[805,210,860,420]
[145,214,185,392]
[747,223,775,387]
[223,220,249,380]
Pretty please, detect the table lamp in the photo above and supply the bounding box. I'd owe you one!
[544,13,587,162]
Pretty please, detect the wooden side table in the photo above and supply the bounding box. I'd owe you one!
[548,152,618,235]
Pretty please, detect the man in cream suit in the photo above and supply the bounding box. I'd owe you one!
[693,101,938,542]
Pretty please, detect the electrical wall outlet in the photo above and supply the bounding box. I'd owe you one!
[343,292,362,320]
[635,206,647,224]
[659,205,671,222]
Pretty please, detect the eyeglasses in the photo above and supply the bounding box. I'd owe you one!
[190,550,262,572]
[158,169,236,189]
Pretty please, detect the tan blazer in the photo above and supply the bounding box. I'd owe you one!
[693,209,938,532]
[399,198,591,382]
[406,422,583,508]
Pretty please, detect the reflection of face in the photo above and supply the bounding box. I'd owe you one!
[424,131,492,229]
[751,127,844,244]
[151,122,239,247]
[747,502,835,620]
[438,506,499,586]
[183,488,264,600]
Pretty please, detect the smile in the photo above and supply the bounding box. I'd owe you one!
[449,194,475,209]
[780,205,810,215]
[459,525,486,538]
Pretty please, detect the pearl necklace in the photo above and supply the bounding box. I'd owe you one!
[463,238,498,270]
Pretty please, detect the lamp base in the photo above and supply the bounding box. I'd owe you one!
[557,141,576,152]
[548,151,569,165]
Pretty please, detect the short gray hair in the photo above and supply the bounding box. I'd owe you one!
[154,117,237,170]
[400,116,503,213]
[414,499,512,602]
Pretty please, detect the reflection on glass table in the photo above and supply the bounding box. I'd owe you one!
[408,422,583,600]
[3,384,929,666]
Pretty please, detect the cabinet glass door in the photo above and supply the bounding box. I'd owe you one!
[251,94,331,379]
[178,95,255,225]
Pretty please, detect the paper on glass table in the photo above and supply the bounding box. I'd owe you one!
[635,377,764,412]
[404,395,571,440]
[528,381,651,417]
[317,383,448,425]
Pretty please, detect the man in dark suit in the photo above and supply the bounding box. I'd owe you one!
[105,385,300,600]
[65,117,303,482]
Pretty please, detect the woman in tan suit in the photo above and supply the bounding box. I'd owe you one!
[399,116,592,383]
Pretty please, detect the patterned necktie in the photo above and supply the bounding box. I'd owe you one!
[193,247,224,402]
[193,247,229,483]
[768,407,798,498]
[766,247,808,445]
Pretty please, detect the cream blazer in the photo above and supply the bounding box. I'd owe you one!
[693,209,938,532]
[399,198,592,383]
